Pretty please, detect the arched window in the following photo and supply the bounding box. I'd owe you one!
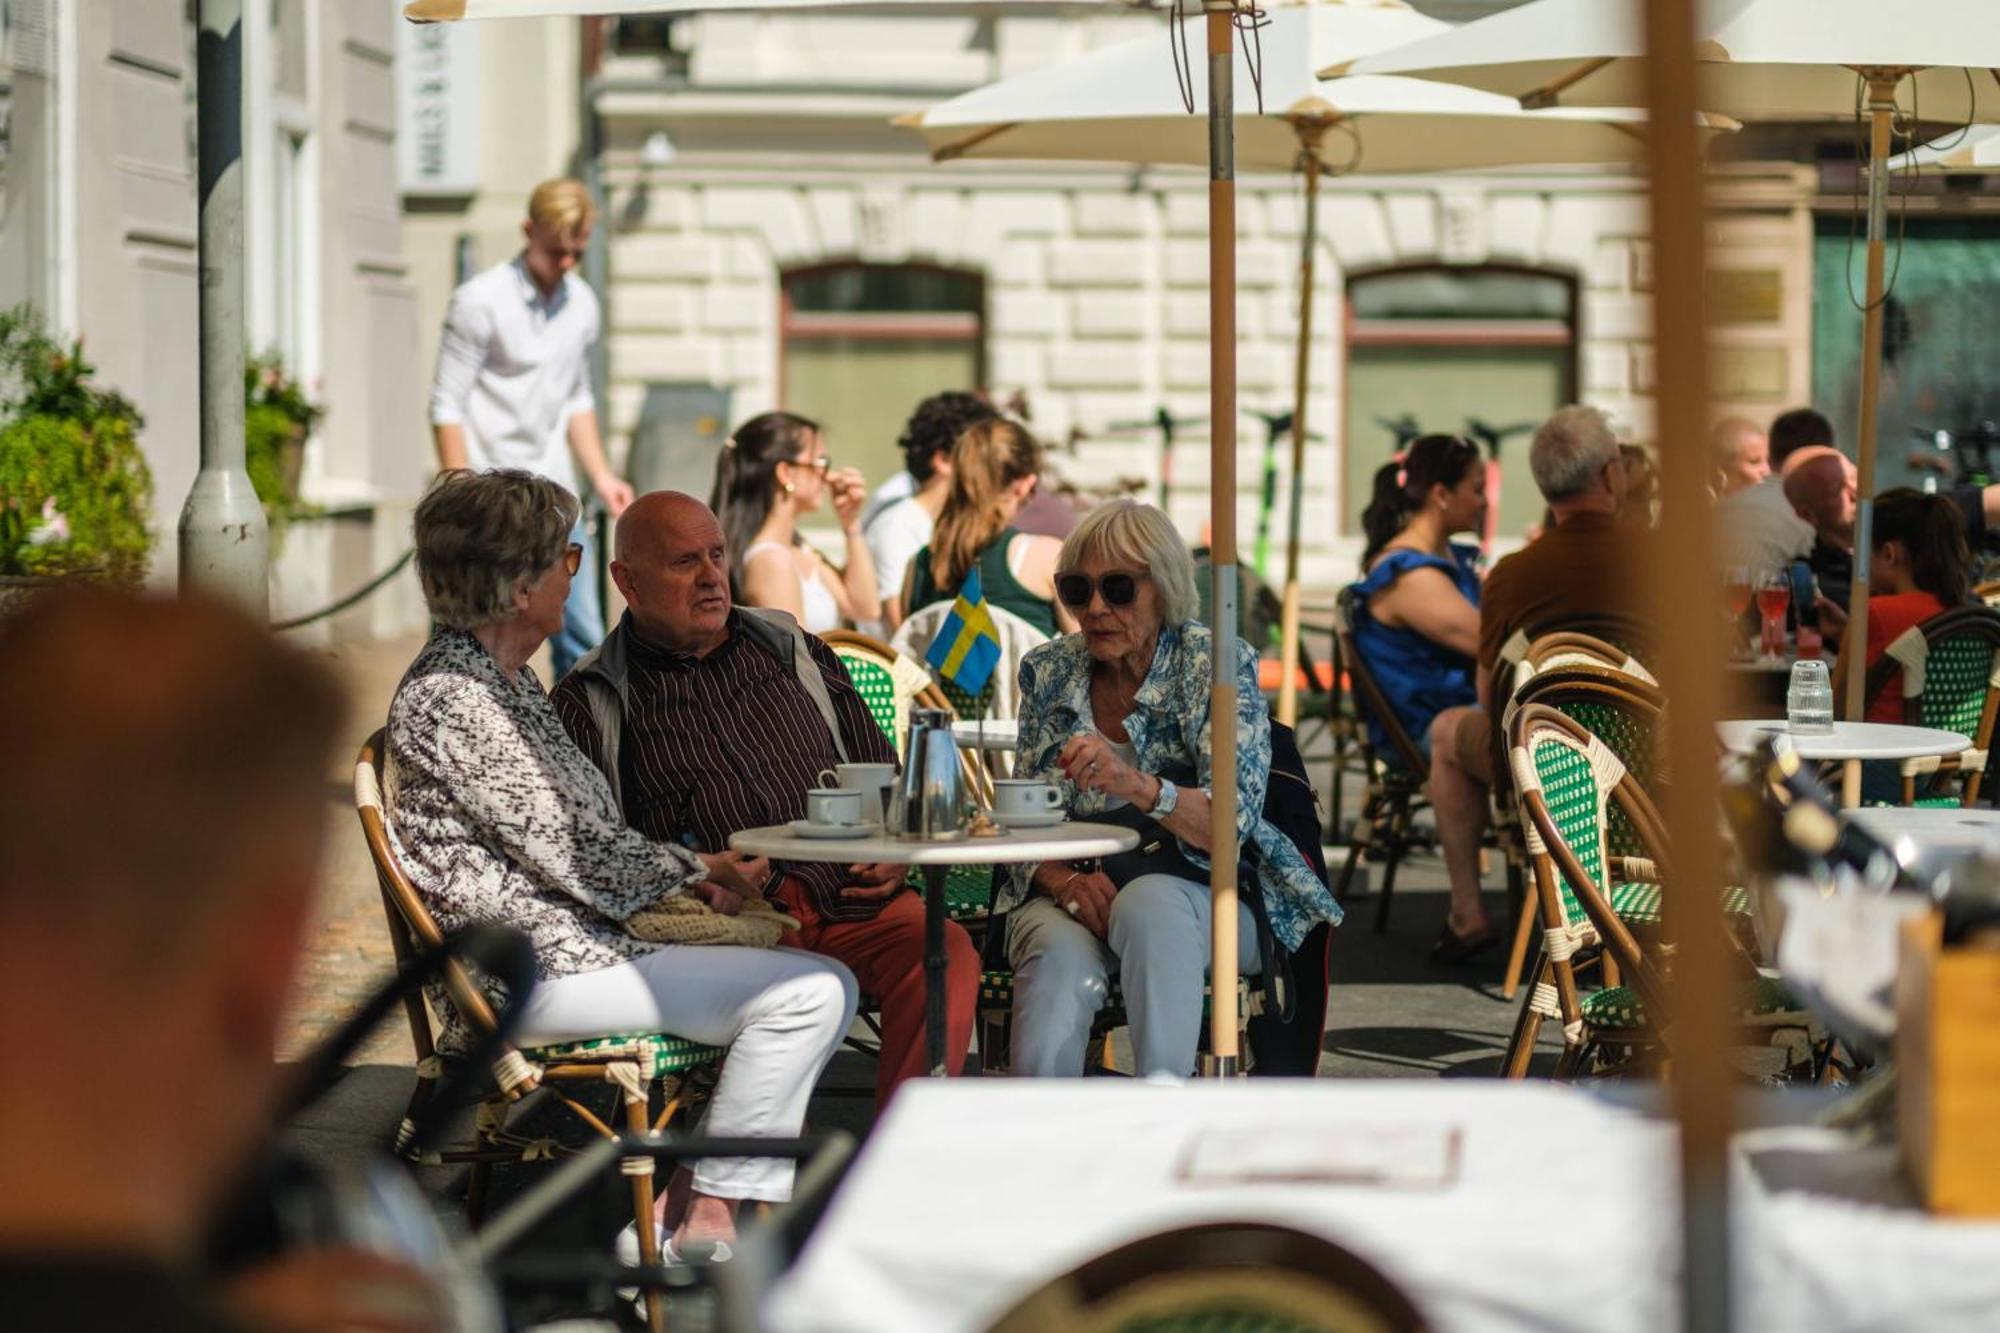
[1342,265,1577,542]
[781,263,985,489]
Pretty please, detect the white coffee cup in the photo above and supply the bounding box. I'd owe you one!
[992,779,1065,819]
[804,786,864,827]
[828,762,897,823]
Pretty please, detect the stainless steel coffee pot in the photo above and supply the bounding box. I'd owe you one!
[890,707,965,841]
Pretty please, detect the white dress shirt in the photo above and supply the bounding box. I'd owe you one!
[1716,474,1814,573]
[429,256,599,496]
[865,496,934,607]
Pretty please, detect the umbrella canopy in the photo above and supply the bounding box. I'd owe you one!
[405,0,1144,17]
[1334,0,2000,126]
[903,0,1729,171]
[1893,125,2000,172]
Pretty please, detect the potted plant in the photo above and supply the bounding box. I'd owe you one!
[0,306,153,599]
[245,351,326,537]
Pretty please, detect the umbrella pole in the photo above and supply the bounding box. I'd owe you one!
[1838,71,1907,748]
[1203,0,1242,1078]
[1277,137,1324,730]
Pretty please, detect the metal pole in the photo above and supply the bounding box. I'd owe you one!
[1839,73,1905,733]
[179,0,269,612]
[1639,1,1732,1329]
[1202,1,1241,1077]
[1276,134,1324,730]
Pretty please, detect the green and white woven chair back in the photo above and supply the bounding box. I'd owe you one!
[1913,632,1996,741]
[1560,699,1655,859]
[1515,726,1624,931]
[833,649,903,751]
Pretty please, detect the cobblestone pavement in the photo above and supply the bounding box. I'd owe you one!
[278,631,431,1066]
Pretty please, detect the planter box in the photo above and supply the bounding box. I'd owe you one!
[1897,911,2000,1216]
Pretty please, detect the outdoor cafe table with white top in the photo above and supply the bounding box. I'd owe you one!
[1716,720,1970,807]
[1840,805,2000,857]
[950,718,1019,752]
[729,821,1137,1076]
[759,1081,2000,1333]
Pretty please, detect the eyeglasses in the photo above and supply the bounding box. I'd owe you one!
[562,543,583,576]
[1056,571,1148,610]
[790,455,831,473]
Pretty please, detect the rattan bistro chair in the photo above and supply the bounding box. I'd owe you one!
[1503,706,1810,1080]
[1330,588,1433,933]
[355,732,720,1331]
[1858,605,2000,806]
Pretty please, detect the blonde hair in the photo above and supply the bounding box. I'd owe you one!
[932,418,1041,590]
[527,178,596,242]
[1058,499,1199,627]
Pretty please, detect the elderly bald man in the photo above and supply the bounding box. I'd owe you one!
[553,492,979,1104]
[1784,451,1859,612]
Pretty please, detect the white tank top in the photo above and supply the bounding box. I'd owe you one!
[744,540,841,634]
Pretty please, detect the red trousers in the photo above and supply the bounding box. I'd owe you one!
[775,878,978,1105]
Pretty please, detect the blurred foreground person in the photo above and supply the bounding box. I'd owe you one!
[0,590,445,1331]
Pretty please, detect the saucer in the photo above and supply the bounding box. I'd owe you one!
[787,818,879,840]
[993,810,1066,829]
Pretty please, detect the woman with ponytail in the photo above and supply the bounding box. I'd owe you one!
[1840,487,1974,724]
[708,411,880,633]
[905,418,1075,637]
[1348,435,1492,958]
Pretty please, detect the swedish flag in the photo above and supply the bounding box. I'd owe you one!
[924,564,1003,696]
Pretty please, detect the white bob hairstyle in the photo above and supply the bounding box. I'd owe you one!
[1056,498,1200,628]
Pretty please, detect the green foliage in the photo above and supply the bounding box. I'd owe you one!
[246,350,325,435]
[0,305,153,585]
[243,353,324,536]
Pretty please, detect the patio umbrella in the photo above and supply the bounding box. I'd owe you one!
[406,0,1146,15]
[1338,0,2000,733]
[903,0,1724,729]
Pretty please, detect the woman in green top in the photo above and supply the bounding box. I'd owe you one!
[904,418,1076,638]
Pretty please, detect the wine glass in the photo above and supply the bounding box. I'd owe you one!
[1755,570,1792,659]
[1722,566,1754,659]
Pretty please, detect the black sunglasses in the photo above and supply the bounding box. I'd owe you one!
[1056,571,1148,610]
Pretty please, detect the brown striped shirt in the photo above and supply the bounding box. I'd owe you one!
[552,612,897,921]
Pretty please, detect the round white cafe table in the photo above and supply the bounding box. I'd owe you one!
[730,820,1137,1076]
[950,718,1019,752]
[1717,720,1970,807]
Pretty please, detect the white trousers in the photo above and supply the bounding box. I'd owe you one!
[516,945,858,1201]
[1006,873,1260,1078]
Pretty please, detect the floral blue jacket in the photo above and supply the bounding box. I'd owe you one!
[1000,621,1343,949]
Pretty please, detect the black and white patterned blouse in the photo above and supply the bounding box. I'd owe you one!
[385,628,707,1046]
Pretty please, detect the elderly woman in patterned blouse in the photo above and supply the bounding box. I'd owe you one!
[386,469,857,1261]
[1001,499,1342,1077]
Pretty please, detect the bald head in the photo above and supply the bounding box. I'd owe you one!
[610,491,733,653]
[1783,452,1857,549]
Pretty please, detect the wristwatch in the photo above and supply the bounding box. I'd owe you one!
[1147,778,1178,818]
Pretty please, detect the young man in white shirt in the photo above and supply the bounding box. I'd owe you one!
[429,178,635,678]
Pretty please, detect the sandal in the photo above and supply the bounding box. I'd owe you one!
[1431,921,1500,964]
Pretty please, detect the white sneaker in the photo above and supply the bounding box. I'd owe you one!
[614,1222,734,1314]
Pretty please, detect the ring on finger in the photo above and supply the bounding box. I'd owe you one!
[1064,899,1080,917]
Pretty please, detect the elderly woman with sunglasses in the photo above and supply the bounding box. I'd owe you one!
[386,469,858,1262]
[996,499,1341,1077]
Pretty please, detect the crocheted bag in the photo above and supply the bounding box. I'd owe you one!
[626,893,800,949]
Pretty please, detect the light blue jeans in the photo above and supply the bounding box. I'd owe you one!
[1006,873,1261,1078]
[550,517,602,681]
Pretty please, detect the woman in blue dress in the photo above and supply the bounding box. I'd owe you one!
[1348,434,1494,960]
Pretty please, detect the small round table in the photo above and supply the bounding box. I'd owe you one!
[729,820,1138,1076]
[1716,720,1971,806]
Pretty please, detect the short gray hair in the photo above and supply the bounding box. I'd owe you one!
[1529,405,1621,502]
[414,469,579,631]
[1058,499,1199,628]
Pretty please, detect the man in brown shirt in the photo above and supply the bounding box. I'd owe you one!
[1429,406,1650,960]
[554,492,978,1104]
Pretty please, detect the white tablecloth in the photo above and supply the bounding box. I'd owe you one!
[765,1081,1681,1333]
[764,1082,2000,1333]
[1733,1126,2000,1333]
